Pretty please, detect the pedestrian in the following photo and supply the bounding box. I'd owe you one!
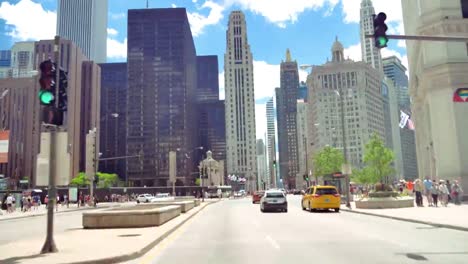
[44,195,49,208]
[438,180,449,207]
[64,194,69,208]
[6,194,13,213]
[431,180,439,207]
[414,179,423,207]
[20,195,24,212]
[423,177,433,206]
[451,181,463,205]
[446,180,452,203]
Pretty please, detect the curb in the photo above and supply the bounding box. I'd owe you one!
[69,199,221,264]
[0,204,119,222]
[341,208,468,232]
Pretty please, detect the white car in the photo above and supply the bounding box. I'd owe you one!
[137,194,154,203]
[150,193,175,202]
[260,190,288,213]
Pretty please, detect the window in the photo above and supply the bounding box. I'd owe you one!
[463,0,468,18]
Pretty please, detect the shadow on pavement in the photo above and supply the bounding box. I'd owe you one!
[415,226,441,230]
[1,253,46,264]
[395,252,468,261]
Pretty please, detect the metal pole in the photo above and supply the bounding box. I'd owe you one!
[339,90,351,208]
[41,36,60,254]
[365,34,468,42]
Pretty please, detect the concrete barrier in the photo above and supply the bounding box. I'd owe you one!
[355,197,414,209]
[138,201,195,213]
[83,205,181,229]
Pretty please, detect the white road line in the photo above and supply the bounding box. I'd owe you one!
[265,235,280,250]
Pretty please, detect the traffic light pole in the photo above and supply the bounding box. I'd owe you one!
[41,36,60,254]
[365,34,468,42]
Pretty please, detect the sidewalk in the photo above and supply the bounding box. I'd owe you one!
[341,201,468,232]
[0,200,217,264]
[0,202,130,221]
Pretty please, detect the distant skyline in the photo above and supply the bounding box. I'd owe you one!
[0,0,408,139]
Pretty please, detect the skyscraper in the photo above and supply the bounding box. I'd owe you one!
[99,63,127,181]
[10,42,35,78]
[266,97,277,188]
[360,0,382,73]
[298,81,308,101]
[382,56,418,180]
[296,99,309,189]
[276,49,300,189]
[127,8,197,187]
[307,38,385,170]
[224,11,257,191]
[196,56,219,102]
[57,0,107,63]
[256,139,268,190]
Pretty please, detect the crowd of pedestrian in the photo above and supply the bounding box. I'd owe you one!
[413,177,463,207]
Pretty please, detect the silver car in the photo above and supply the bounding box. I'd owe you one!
[260,190,288,213]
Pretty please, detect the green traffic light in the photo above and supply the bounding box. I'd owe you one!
[377,36,388,47]
[39,90,54,105]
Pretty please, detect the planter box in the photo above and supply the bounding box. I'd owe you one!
[83,205,181,229]
[355,197,414,209]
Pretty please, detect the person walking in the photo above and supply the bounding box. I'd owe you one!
[438,180,449,207]
[6,194,13,213]
[451,181,463,205]
[446,180,452,203]
[423,177,433,206]
[414,179,423,207]
[431,180,439,207]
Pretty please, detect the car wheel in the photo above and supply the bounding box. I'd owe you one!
[252,201,255,204]
[302,200,306,210]
[284,208,288,213]
[308,202,313,212]
[334,208,340,213]
[146,199,149,203]
[261,208,264,212]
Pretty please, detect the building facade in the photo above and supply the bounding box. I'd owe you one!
[276,49,300,189]
[57,0,107,63]
[10,42,35,78]
[127,8,197,187]
[0,50,11,67]
[224,11,257,191]
[402,0,468,191]
[296,99,309,189]
[196,56,219,102]
[298,81,308,101]
[383,56,419,180]
[256,139,268,190]
[307,38,385,170]
[98,63,128,182]
[360,0,383,73]
[266,97,277,188]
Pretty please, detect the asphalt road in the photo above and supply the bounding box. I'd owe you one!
[132,195,468,264]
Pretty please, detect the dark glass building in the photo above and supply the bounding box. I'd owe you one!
[127,8,197,187]
[99,63,127,181]
[298,81,308,101]
[196,55,219,102]
[0,50,11,67]
[276,49,299,189]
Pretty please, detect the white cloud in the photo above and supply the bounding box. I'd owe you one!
[171,4,177,8]
[253,60,280,100]
[107,28,118,36]
[397,40,406,48]
[226,0,339,27]
[187,0,225,37]
[107,37,127,59]
[255,103,267,139]
[110,12,126,20]
[343,43,362,61]
[0,0,56,41]
[218,71,225,100]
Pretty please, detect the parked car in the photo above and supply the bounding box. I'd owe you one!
[136,194,154,203]
[252,191,265,204]
[150,193,174,202]
[301,185,340,212]
[260,190,288,213]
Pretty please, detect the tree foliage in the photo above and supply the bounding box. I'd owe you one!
[96,172,119,188]
[195,178,201,186]
[70,172,90,186]
[313,146,344,177]
[360,134,395,184]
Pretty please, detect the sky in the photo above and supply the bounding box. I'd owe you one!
[0,0,408,141]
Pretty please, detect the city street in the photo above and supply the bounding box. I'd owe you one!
[131,195,468,264]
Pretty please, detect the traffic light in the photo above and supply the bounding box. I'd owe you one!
[273,160,276,167]
[57,67,68,111]
[39,60,56,106]
[373,12,388,48]
[303,174,309,181]
[39,60,63,126]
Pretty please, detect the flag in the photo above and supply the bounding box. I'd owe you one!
[399,110,409,128]
[407,119,415,130]
[453,88,468,102]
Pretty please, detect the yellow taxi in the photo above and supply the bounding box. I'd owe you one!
[301,185,341,212]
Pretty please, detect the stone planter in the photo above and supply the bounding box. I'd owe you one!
[355,196,414,209]
[368,191,399,198]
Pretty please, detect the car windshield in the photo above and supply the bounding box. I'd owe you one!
[266,192,284,198]
[316,188,338,195]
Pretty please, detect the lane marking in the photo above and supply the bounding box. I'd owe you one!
[265,235,280,250]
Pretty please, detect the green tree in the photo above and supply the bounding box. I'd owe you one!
[351,167,374,184]
[195,178,201,186]
[313,146,344,177]
[361,134,395,184]
[70,172,90,186]
[96,172,119,188]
